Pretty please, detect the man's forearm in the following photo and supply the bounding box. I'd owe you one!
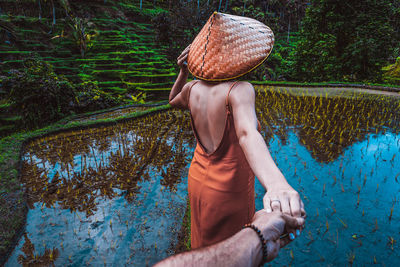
[169,68,189,102]
[154,228,262,267]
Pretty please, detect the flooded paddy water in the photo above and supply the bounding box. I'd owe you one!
[5,86,400,266]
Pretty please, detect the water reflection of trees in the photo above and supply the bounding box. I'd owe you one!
[17,233,59,267]
[22,110,194,216]
[255,87,400,162]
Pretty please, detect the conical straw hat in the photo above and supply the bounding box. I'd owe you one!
[188,11,274,81]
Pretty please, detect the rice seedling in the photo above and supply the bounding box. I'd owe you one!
[372,219,379,233]
[337,217,347,230]
[346,251,357,266]
[316,253,325,263]
[331,205,336,215]
[387,236,396,251]
[322,220,330,237]
[331,175,337,186]
[340,183,345,192]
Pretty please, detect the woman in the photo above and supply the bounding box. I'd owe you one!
[169,12,305,249]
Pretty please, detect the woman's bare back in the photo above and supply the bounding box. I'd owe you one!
[169,44,305,226]
[188,80,237,154]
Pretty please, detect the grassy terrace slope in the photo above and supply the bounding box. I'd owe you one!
[0,0,176,135]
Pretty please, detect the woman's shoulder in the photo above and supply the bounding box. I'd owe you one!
[233,81,253,88]
[186,79,199,88]
[228,81,255,105]
[183,80,202,95]
[230,81,255,94]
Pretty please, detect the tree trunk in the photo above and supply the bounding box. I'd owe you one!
[218,0,222,12]
[51,0,56,25]
[242,2,246,16]
[287,16,290,43]
[38,0,42,20]
[80,20,86,58]
[140,0,143,10]
[224,0,228,12]
[197,0,200,16]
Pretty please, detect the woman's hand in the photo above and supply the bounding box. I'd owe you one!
[177,44,190,70]
[263,181,306,218]
[262,184,305,248]
[169,44,192,108]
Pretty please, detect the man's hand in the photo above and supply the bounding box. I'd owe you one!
[252,210,305,262]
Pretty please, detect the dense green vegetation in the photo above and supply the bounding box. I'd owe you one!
[0,0,174,135]
[293,0,399,82]
[4,57,77,129]
[383,56,400,84]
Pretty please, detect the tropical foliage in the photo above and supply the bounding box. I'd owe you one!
[4,56,76,129]
[292,0,399,82]
[75,81,121,113]
[65,16,97,58]
[383,57,400,85]
[3,57,121,129]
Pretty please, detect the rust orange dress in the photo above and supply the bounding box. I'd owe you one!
[187,81,258,249]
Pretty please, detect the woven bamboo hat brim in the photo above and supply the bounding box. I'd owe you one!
[188,11,274,81]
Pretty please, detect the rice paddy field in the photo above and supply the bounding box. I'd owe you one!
[5,85,400,266]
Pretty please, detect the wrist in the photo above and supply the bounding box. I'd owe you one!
[265,176,289,190]
[243,224,268,265]
[180,67,189,74]
[241,228,263,266]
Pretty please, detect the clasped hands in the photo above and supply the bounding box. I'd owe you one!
[251,208,305,262]
[262,181,306,248]
[263,181,305,217]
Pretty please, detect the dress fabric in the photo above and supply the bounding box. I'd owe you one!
[187,81,256,249]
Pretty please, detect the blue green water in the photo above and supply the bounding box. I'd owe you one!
[259,130,400,266]
[5,87,400,266]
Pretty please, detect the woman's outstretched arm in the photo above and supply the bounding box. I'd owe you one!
[169,45,193,109]
[229,81,306,219]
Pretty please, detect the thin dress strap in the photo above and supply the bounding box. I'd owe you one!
[225,81,239,114]
[187,80,199,110]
